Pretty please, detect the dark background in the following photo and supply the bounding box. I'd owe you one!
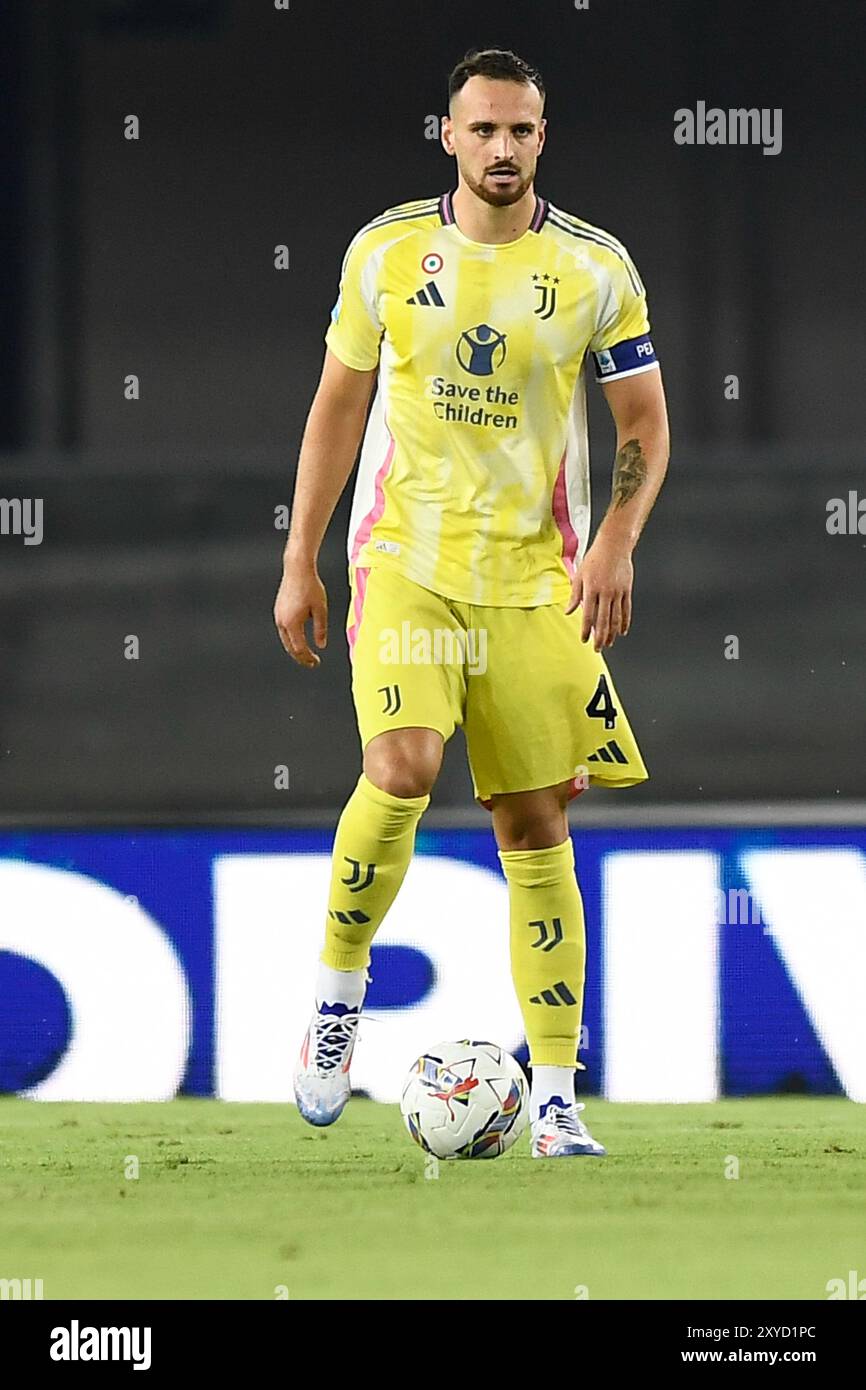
[0,0,864,819]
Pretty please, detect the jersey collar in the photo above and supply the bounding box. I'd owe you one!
[438,189,549,234]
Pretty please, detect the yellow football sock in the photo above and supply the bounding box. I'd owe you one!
[498,837,587,1068]
[321,772,429,972]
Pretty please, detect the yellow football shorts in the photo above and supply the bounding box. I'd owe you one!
[346,564,648,809]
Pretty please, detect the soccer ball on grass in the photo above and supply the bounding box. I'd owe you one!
[400,1040,528,1159]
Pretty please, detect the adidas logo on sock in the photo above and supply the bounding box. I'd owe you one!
[529,980,577,1007]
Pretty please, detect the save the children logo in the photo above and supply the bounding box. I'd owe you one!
[456,323,507,375]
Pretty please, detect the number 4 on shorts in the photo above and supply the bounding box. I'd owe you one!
[585,674,618,730]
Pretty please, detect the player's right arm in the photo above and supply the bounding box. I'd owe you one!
[273,348,377,668]
[275,225,383,668]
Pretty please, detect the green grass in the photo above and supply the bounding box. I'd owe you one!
[0,1097,863,1300]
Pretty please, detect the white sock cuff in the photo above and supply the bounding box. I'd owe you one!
[530,1064,576,1121]
[315,962,369,1010]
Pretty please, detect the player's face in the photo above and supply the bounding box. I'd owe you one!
[443,76,546,208]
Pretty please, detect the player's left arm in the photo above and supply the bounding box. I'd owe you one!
[566,366,670,650]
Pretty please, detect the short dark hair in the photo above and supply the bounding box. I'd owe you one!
[448,48,545,108]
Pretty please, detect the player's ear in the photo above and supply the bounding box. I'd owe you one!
[440,114,455,155]
[537,116,547,153]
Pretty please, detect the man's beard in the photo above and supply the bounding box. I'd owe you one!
[462,164,535,208]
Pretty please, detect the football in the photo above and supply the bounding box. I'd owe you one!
[400,1040,529,1159]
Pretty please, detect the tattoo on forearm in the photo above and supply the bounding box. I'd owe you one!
[611,438,648,509]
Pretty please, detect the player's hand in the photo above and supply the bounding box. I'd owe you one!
[566,538,633,651]
[273,560,328,668]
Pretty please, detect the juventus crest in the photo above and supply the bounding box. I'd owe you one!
[532,271,560,320]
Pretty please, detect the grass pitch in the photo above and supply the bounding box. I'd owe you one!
[0,1097,863,1300]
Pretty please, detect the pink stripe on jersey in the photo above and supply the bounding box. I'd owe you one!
[346,565,371,662]
[349,424,396,568]
[552,448,580,580]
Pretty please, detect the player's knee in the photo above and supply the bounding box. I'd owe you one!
[363,729,443,799]
[494,815,567,851]
[367,757,439,799]
[491,784,571,851]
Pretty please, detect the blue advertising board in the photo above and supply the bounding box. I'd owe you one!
[0,826,862,1102]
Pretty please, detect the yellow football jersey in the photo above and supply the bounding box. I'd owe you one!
[325,190,659,607]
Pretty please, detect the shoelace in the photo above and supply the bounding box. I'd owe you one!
[314,1012,360,1074]
[546,1102,591,1139]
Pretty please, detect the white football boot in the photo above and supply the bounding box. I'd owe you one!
[531,1099,607,1158]
[293,1001,362,1127]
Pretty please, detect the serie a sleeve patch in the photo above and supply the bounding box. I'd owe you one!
[592,334,658,382]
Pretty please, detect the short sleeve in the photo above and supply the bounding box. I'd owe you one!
[324,233,383,371]
[588,243,659,382]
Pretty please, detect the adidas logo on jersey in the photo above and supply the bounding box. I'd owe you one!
[407,281,445,306]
